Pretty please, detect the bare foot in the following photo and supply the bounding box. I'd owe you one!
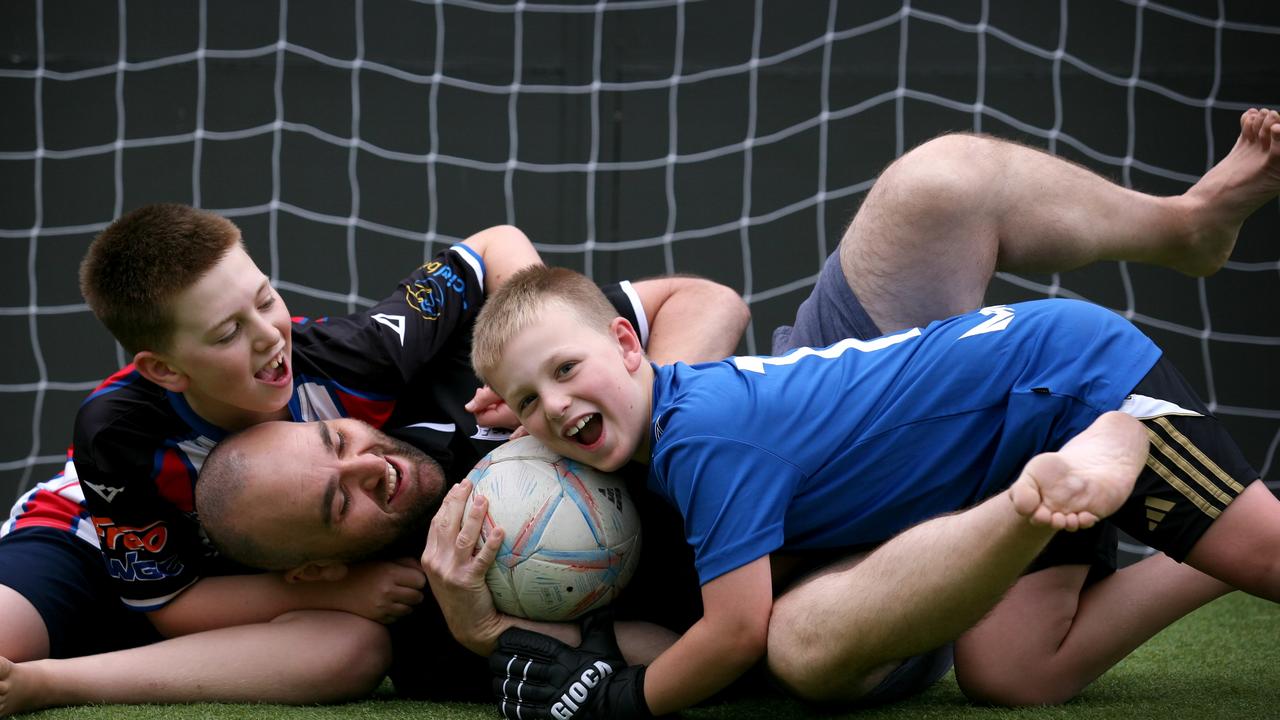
[1009,412,1148,531]
[1174,108,1280,276]
[0,656,52,717]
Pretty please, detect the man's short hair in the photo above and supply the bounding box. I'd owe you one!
[472,265,618,381]
[196,439,312,571]
[80,204,241,355]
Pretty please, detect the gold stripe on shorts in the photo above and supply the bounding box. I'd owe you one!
[1144,454,1221,519]
[1142,417,1239,519]
[1152,417,1246,493]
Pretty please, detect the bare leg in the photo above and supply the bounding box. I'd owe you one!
[844,108,1280,333]
[0,610,389,716]
[1184,480,1280,601]
[954,554,1230,705]
[0,587,49,662]
[767,412,1148,703]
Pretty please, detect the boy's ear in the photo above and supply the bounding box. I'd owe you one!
[283,560,348,584]
[611,317,645,373]
[133,351,190,393]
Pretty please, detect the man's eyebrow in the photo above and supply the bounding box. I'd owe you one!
[318,423,335,528]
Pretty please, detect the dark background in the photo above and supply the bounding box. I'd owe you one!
[2,0,1278,521]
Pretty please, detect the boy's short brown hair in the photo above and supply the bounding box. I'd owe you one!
[472,265,618,381]
[80,204,242,355]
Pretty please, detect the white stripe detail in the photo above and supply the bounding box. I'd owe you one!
[1118,393,1203,420]
[618,280,650,348]
[297,383,344,420]
[121,577,199,610]
[472,425,513,442]
[176,436,218,474]
[734,327,921,374]
[2,460,99,547]
[451,244,485,288]
[402,421,456,433]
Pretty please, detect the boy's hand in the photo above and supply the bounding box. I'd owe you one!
[465,385,523,432]
[490,610,651,720]
[328,558,426,623]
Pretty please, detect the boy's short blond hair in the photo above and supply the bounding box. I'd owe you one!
[473,265,619,381]
[80,204,242,355]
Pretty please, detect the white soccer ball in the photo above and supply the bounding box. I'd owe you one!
[463,436,642,621]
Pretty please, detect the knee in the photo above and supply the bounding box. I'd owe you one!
[274,611,392,700]
[766,619,887,703]
[954,660,1081,707]
[879,132,999,210]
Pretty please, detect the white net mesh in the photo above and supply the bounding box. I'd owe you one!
[2,0,1278,526]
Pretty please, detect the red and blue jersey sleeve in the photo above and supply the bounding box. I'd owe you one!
[73,369,233,611]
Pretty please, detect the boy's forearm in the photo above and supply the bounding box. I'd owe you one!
[642,615,764,714]
[641,556,772,714]
[146,573,333,636]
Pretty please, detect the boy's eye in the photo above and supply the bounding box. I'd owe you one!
[556,362,576,377]
[215,325,240,344]
[517,394,536,412]
[258,296,275,311]
[336,430,347,457]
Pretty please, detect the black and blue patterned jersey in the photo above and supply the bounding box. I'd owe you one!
[646,299,1162,584]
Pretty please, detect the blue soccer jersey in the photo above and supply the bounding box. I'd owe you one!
[646,299,1163,584]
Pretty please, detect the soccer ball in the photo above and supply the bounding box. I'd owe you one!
[463,436,642,621]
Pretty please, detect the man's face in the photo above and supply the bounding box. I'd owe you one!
[161,242,294,430]
[487,306,649,473]
[224,418,446,564]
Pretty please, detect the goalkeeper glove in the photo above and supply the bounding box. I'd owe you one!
[489,610,652,720]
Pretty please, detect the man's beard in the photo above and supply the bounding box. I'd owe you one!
[362,428,446,562]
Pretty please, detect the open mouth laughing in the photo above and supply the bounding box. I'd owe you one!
[385,457,404,506]
[254,350,289,385]
[565,413,603,446]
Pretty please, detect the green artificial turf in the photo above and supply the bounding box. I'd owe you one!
[21,592,1277,719]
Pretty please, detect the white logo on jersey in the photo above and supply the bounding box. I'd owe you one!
[372,313,407,346]
[83,480,125,503]
[959,305,1015,339]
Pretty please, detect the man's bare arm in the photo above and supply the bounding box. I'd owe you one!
[630,276,748,364]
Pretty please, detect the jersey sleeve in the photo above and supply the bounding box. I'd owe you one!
[650,435,803,584]
[73,400,214,611]
[600,280,649,348]
[290,244,488,394]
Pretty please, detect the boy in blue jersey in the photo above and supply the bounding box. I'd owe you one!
[461,260,1277,717]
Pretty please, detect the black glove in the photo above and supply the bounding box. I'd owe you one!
[489,610,653,720]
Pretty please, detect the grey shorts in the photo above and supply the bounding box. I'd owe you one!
[771,250,882,354]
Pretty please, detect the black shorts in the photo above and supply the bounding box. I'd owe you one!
[0,527,161,658]
[1025,355,1257,574]
[1110,355,1258,561]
